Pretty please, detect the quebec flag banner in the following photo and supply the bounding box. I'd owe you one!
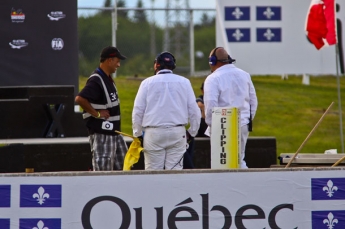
[256,6,281,20]
[257,28,282,42]
[312,211,345,228]
[20,219,61,229]
[226,28,250,42]
[312,178,345,200]
[0,219,10,229]
[225,6,250,20]
[20,185,62,207]
[0,185,11,207]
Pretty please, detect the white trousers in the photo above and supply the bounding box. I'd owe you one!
[143,126,186,170]
[240,125,249,168]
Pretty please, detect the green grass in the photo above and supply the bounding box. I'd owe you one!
[78,75,345,155]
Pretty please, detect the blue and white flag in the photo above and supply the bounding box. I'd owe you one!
[256,7,281,20]
[257,28,282,42]
[0,185,11,207]
[225,7,250,21]
[312,178,345,200]
[226,28,250,42]
[20,185,62,207]
[0,219,10,229]
[20,219,61,229]
[312,211,345,228]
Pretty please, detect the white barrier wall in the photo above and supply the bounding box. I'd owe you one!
[0,168,344,228]
[216,0,345,75]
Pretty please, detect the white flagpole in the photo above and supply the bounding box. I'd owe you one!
[335,44,344,153]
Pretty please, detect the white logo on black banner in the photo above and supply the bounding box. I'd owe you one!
[11,8,25,23]
[47,11,66,21]
[9,40,28,49]
[51,38,64,50]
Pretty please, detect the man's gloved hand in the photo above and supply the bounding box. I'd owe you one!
[137,135,144,147]
[186,130,194,144]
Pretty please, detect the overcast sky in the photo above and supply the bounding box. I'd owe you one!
[77,0,216,25]
[77,0,215,9]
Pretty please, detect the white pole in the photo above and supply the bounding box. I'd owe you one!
[335,44,344,153]
[112,0,117,47]
[112,0,118,78]
[189,9,194,77]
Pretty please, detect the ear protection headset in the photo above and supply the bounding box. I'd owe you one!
[155,51,176,70]
[208,47,235,65]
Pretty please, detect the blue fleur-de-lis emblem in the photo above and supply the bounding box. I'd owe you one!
[263,7,275,19]
[32,186,50,205]
[323,212,338,229]
[323,180,338,197]
[232,7,243,19]
[32,220,49,229]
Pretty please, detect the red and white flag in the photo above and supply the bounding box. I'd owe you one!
[305,0,337,50]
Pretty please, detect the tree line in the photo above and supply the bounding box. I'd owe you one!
[78,0,215,77]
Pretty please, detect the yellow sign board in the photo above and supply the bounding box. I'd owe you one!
[211,107,240,169]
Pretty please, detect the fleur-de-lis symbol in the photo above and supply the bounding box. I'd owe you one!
[323,180,338,197]
[32,186,50,205]
[323,212,338,229]
[32,220,49,229]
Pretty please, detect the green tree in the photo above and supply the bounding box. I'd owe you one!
[104,0,111,7]
[133,0,147,23]
[78,7,214,77]
[194,14,216,71]
[117,0,128,18]
[101,0,112,16]
[199,13,215,27]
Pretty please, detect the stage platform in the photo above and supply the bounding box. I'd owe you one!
[0,136,277,172]
[0,85,277,172]
[278,153,345,167]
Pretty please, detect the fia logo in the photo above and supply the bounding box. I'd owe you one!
[51,38,64,51]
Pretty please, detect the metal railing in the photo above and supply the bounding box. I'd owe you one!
[78,6,215,77]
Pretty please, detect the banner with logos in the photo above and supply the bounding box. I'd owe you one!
[211,107,240,169]
[0,169,344,228]
[0,0,78,94]
[216,0,345,75]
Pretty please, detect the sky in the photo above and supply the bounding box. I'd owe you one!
[77,0,216,26]
[77,0,215,9]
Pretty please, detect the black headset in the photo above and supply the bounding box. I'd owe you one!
[155,51,176,70]
[208,47,235,65]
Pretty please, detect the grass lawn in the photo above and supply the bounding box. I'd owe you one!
[78,75,345,156]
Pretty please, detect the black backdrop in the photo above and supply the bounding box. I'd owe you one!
[0,0,78,95]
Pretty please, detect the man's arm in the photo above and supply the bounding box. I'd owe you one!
[132,82,147,137]
[203,78,219,127]
[248,79,258,119]
[187,83,201,137]
[197,101,205,119]
[75,96,109,119]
